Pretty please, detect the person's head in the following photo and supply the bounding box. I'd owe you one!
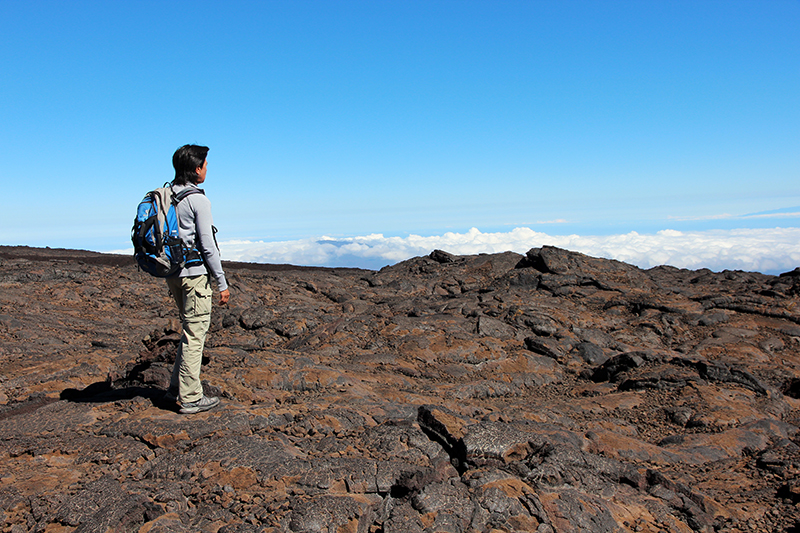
[172,144,209,185]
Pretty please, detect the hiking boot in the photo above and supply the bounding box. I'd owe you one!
[179,395,220,414]
[163,387,178,403]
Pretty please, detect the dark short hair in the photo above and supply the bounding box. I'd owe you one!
[172,144,209,185]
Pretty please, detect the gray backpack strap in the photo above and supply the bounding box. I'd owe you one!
[172,185,205,205]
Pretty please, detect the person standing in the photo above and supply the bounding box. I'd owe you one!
[165,144,230,414]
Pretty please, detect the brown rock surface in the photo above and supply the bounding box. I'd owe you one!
[2,244,800,532]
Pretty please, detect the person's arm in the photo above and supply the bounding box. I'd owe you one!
[192,196,229,293]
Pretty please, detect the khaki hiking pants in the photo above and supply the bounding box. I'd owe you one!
[166,274,212,404]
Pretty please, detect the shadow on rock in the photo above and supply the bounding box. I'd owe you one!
[60,381,174,408]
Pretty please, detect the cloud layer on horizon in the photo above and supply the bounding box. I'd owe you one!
[217,227,800,274]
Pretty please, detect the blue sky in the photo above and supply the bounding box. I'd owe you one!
[1,1,798,272]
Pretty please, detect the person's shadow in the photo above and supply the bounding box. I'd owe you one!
[60,329,213,412]
[59,352,214,412]
[59,353,188,412]
[60,380,179,411]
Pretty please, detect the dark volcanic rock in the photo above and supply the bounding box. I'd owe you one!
[2,244,800,532]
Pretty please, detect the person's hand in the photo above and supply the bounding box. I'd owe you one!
[219,289,230,305]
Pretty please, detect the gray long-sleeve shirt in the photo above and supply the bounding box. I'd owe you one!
[172,183,228,292]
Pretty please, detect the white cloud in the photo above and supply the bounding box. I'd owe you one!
[743,212,800,220]
[668,211,800,222]
[214,227,800,274]
[667,213,735,222]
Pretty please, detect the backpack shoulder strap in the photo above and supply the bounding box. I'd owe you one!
[171,185,205,205]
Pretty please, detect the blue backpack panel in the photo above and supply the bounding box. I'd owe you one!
[132,185,204,277]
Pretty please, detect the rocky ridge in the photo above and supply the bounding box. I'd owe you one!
[1,245,800,532]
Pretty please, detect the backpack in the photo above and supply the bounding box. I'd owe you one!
[131,184,204,277]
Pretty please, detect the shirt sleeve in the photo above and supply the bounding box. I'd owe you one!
[190,195,229,292]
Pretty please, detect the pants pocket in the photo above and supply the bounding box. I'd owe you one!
[184,276,212,318]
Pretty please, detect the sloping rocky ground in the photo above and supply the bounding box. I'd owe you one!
[2,245,800,533]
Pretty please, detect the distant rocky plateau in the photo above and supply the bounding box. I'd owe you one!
[2,244,800,533]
